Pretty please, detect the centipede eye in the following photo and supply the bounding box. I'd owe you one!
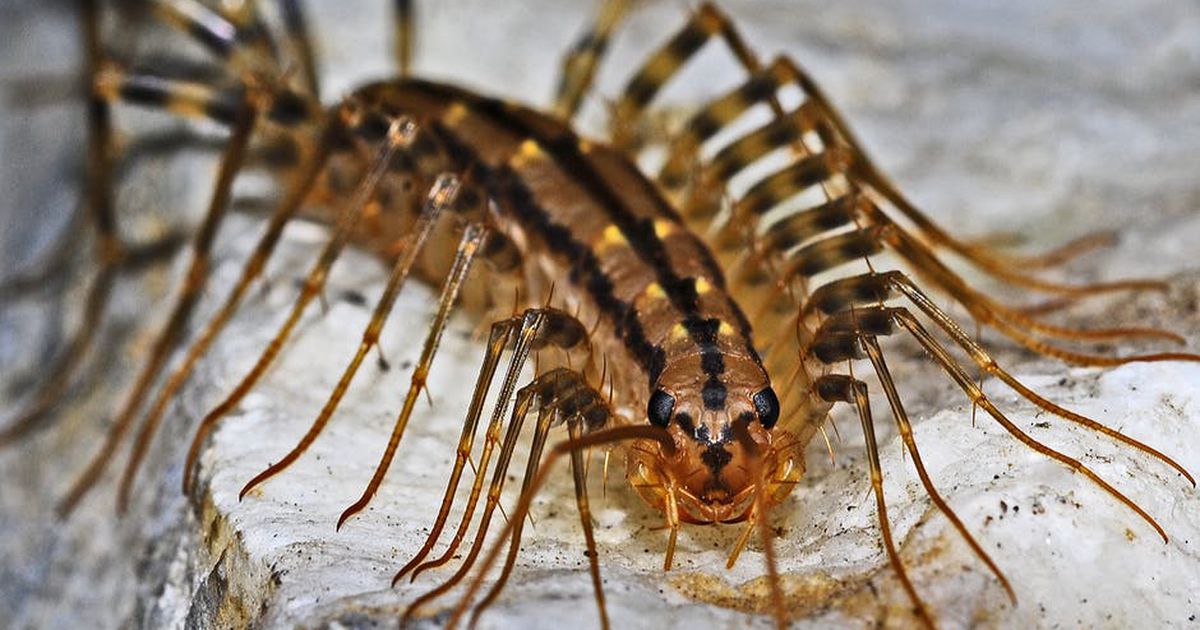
[647,389,675,428]
[752,387,780,429]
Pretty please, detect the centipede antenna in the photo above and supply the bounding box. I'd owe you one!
[116,97,260,512]
[860,336,1017,604]
[338,219,486,530]
[566,419,611,630]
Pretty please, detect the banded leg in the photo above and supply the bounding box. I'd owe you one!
[153,0,283,82]
[177,114,416,494]
[470,368,616,628]
[552,0,632,119]
[399,309,589,621]
[810,272,1194,485]
[0,0,180,444]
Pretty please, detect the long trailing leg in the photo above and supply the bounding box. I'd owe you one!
[277,0,321,97]
[81,94,258,515]
[230,172,461,500]
[175,112,418,496]
[0,0,184,444]
[394,0,415,76]
[810,305,1173,542]
[612,3,1161,296]
[61,103,402,514]
[399,309,590,622]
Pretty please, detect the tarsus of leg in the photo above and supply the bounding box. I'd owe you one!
[552,0,632,120]
[392,320,516,585]
[892,312,1169,543]
[337,219,486,529]
[439,426,676,630]
[183,114,413,498]
[886,275,1195,487]
[115,99,260,513]
[843,378,939,629]
[872,216,1198,362]
[234,161,455,504]
[401,314,547,624]
[567,417,610,630]
[859,336,1017,603]
[468,401,559,629]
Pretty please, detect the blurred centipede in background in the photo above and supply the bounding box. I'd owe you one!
[1,1,1197,628]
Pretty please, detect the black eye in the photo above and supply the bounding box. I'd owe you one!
[753,387,780,429]
[647,389,675,427]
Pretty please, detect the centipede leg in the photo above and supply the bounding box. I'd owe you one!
[2,0,122,444]
[444,425,678,630]
[401,315,547,623]
[277,0,321,97]
[815,374,937,629]
[467,392,559,629]
[104,98,259,513]
[552,0,631,120]
[392,319,517,584]
[566,416,610,630]
[181,113,415,495]
[336,220,488,527]
[881,275,1194,485]
[857,336,1017,603]
[394,0,414,76]
[821,307,1173,544]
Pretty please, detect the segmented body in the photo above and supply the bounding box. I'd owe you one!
[2,2,1197,629]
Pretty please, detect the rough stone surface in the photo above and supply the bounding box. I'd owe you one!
[2,2,1200,629]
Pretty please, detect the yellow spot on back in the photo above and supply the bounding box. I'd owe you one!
[511,139,545,167]
[644,282,666,300]
[694,277,712,295]
[717,320,735,337]
[594,224,628,253]
[579,139,594,153]
[670,323,690,342]
[444,101,470,125]
[653,219,677,239]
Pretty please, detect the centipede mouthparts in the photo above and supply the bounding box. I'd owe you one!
[2,1,1199,629]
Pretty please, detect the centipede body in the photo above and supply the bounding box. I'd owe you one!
[2,1,1200,628]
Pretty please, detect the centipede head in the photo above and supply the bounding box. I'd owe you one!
[628,353,803,524]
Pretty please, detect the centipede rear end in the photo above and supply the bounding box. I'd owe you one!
[2,2,1199,629]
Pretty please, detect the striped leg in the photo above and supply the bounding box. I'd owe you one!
[394,0,415,76]
[552,0,632,119]
[277,0,321,97]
